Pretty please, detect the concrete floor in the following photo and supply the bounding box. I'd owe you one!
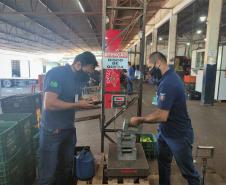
[76,83,226,184]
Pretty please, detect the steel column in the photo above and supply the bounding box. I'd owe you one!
[167,14,177,66]
[201,0,223,105]
[152,28,157,53]
[134,45,137,65]
[137,0,147,116]
[101,0,106,153]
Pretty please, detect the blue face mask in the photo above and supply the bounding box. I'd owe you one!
[149,65,162,85]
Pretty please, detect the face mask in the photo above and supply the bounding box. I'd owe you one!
[149,65,162,85]
[75,71,87,80]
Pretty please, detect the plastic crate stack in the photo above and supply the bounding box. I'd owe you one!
[140,133,157,160]
[0,93,42,131]
[32,132,40,178]
[0,113,36,185]
[183,75,201,100]
[0,121,23,185]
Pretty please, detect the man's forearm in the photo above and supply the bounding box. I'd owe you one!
[44,98,78,111]
[44,92,95,111]
[141,110,167,124]
[143,114,159,123]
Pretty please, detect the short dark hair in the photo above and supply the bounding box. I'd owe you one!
[74,51,98,67]
[128,62,131,66]
[149,52,167,64]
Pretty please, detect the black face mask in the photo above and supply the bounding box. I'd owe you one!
[75,71,89,82]
[149,66,162,85]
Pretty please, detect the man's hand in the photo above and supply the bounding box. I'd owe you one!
[130,117,144,127]
[83,96,100,105]
[83,95,99,102]
[90,95,100,103]
[76,100,96,109]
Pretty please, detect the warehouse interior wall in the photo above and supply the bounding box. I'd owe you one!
[0,55,30,78]
[0,54,59,79]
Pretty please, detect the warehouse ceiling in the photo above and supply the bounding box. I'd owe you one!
[0,0,102,54]
[1,0,224,54]
[106,0,168,48]
[156,0,226,45]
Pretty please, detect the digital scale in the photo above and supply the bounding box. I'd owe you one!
[106,120,150,177]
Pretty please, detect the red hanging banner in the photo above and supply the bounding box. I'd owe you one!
[104,29,123,108]
[106,29,122,52]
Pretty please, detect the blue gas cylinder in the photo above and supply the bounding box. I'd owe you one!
[75,148,95,180]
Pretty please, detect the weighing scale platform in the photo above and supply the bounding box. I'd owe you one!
[107,143,150,177]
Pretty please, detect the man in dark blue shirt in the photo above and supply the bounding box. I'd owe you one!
[39,51,98,185]
[130,52,200,185]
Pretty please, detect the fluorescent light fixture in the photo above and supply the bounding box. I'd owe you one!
[159,37,163,41]
[186,42,190,46]
[78,0,85,13]
[199,16,207,22]
[196,30,202,34]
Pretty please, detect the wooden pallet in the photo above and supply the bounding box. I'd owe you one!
[77,178,149,185]
[106,178,149,185]
[76,154,150,185]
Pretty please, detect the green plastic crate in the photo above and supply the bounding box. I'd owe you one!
[1,93,42,126]
[33,151,40,180]
[32,133,40,180]
[24,145,33,158]
[23,140,35,168]
[0,113,33,145]
[0,150,23,185]
[24,167,36,185]
[32,133,39,153]
[32,132,39,166]
[140,133,157,160]
[0,121,21,163]
[23,147,36,185]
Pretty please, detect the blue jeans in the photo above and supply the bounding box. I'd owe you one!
[38,127,76,185]
[157,134,200,185]
[127,78,133,94]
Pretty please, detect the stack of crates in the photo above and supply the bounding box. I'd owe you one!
[0,93,42,131]
[140,133,157,160]
[183,75,200,100]
[0,121,23,185]
[32,132,40,178]
[0,113,36,185]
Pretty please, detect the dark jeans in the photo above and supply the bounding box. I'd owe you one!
[157,134,200,185]
[38,127,76,185]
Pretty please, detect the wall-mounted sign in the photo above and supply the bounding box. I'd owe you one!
[103,52,128,69]
[112,95,127,108]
